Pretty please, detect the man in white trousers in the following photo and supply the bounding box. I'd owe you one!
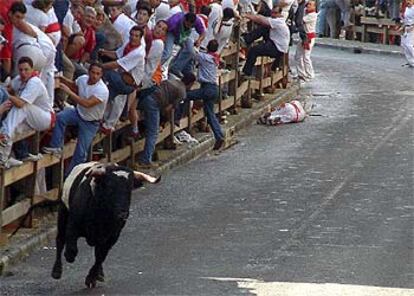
[0,57,55,168]
[295,0,318,81]
[400,0,414,67]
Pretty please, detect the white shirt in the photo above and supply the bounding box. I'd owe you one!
[142,39,164,88]
[303,12,318,33]
[13,23,56,57]
[63,9,81,36]
[149,1,170,29]
[169,5,183,17]
[11,76,52,112]
[75,75,109,122]
[113,13,137,43]
[281,0,296,20]
[47,7,62,46]
[201,3,222,48]
[268,17,290,53]
[25,5,49,30]
[116,42,146,86]
[404,6,414,26]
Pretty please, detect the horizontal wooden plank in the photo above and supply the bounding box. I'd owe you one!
[13,130,36,143]
[360,17,397,26]
[4,162,35,187]
[33,188,59,205]
[2,198,31,226]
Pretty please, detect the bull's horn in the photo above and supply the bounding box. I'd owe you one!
[134,171,161,184]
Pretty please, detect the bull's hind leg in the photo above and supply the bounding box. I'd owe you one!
[52,206,68,279]
[85,234,120,288]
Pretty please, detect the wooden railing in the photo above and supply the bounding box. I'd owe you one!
[0,23,291,245]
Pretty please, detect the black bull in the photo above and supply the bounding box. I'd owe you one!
[51,162,160,288]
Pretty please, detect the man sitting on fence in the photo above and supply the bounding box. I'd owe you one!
[42,63,109,176]
[0,57,55,168]
[240,5,290,79]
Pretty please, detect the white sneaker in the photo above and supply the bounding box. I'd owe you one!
[42,146,63,155]
[5,157,24,168]
[22,153,43,162]
[175,130,199,144]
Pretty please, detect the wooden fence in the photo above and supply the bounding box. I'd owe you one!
[0,23,290,245]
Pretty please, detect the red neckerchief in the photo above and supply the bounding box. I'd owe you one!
[123,42,140,56]
[208,52,220,66]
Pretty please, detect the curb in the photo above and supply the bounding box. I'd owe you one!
[315,40,403,57]
[0,85,299,276]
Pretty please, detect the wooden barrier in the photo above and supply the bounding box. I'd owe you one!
[0,24,291,244]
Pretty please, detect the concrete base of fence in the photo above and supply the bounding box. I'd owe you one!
[0,84,299,275]
[315,38,403,57]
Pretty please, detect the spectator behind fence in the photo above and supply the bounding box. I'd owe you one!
[241,5,290,79]
[0,57,55,168]
[135,74,196,169]
[99,25,145,132]
[9,2,57,101]
[43,63,109,176]
[175,40,225,150]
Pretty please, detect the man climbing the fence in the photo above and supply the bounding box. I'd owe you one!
[42,63,109,176]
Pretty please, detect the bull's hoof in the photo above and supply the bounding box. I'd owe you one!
[96,267,105,282]
[85,274,97,288]
[51,264,62,279]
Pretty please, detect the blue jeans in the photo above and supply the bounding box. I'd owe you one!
[49,107,99,175]
[161,33,195,76]
[186,83,224,141]
[104,69,135,101]
[316,0,327,35]
[137,94,160,164]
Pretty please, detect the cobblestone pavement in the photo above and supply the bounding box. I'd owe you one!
[0,47,413,295]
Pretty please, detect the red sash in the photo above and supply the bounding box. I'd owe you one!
[45,22,61,33]
[303,32,316,50]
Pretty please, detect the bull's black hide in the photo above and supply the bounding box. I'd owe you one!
[51,163,142,288]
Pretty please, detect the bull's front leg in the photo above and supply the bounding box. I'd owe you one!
[64,218,80,263]
[85,233,120,288]
[52,206,68,279]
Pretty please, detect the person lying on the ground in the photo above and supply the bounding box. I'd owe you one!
[257,100,306,125]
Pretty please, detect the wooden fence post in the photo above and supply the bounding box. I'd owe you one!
[0,169,7,245]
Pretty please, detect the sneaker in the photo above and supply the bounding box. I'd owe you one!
[42,146,63,155]
[22,153,43,162]
[213,138,224,150]
[4,157,23,168]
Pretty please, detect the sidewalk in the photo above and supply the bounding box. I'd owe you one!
[0,84,299,275]
[315,38,403,57]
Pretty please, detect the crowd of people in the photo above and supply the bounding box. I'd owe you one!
[0,0,410,181]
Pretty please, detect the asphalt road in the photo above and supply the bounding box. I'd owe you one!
[0,47,413,296]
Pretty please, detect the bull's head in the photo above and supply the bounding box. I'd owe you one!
[86,164,160,223]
